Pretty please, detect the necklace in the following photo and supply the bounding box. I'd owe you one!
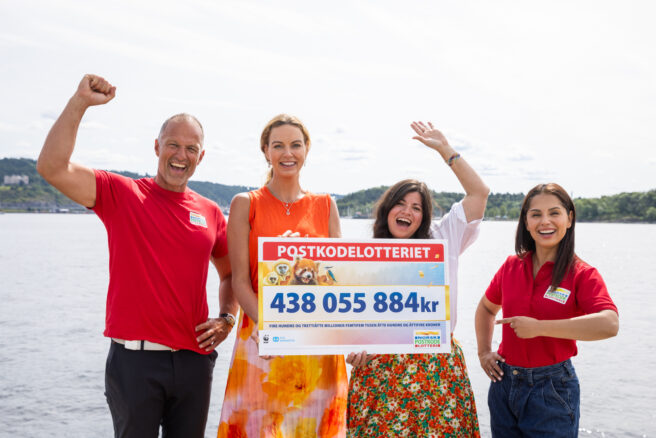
[282,199,296,216]
[268,186,302,216]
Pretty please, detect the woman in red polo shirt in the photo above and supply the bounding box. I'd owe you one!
[475,183,619,437]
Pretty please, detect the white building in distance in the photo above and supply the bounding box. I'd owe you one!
[3,175,29,185]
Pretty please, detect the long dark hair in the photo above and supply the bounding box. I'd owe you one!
[373,179,433,239]
[516,183,577,289]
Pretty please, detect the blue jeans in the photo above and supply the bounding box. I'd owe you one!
[488,359,580,438]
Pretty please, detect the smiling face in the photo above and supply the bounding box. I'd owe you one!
[525,193,573,252]
[264,124,307,179]
[154,118,204,192]
[387,191,424,239]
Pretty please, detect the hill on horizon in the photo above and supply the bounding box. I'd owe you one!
[1,157,655,222]
[0,157,254,211]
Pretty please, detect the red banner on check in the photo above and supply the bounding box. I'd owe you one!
[262,241,444,262]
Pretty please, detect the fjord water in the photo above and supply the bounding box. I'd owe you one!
[0,214,653,437]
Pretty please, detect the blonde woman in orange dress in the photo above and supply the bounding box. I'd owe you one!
[217,114,347,437]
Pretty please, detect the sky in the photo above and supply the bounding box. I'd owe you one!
[1,0,654,198]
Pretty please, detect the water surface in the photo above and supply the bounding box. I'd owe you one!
[0,215,653,437]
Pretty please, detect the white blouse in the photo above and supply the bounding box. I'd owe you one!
[430,200,482,331]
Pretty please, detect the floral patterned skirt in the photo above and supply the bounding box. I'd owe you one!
[347,338,480,438]
[217,314,348,438]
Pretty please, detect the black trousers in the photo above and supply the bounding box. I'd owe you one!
[104,341,217,438]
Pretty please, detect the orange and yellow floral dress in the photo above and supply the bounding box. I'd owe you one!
[218,187,348,438]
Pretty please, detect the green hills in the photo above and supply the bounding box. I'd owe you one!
[0,157,253,212]
[1,157,655,222]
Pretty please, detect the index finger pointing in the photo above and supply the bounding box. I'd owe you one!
[495,318,512,325]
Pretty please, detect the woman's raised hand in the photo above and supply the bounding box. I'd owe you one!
[410,121,452,154]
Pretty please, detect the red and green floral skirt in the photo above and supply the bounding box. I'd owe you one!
[347,338,480,437]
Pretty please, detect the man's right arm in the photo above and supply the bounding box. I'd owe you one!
[36,75,116,208]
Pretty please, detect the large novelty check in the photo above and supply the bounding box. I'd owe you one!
[258,238,451,355]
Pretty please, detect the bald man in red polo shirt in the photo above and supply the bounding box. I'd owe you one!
[37,74,239,438]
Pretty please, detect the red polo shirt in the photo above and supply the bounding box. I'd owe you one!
[486,252,617,368]
[92,170,227,353]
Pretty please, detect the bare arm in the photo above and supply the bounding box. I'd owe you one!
[497,309,619,341]
[328,195,342,238]
[475,295,505,381]
[195,254,239,352]
[36,75,116,208]
[228,193,259,322]
[410,121,489,222]
[214,254,239,317]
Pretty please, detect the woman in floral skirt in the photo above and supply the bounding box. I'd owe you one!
[346,121,489,437]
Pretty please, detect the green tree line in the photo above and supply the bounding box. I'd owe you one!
[0,158,77,209]
[0,158,253,211]
[335,184,656,223]
[2,158,655,222]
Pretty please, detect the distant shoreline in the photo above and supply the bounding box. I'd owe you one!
[2,209,655,225]
[2,158,655,223]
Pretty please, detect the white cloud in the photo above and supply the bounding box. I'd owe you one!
[507,151,534,162]
[0,122,19,132]
[0,32,46,49]
[80,121,109,130]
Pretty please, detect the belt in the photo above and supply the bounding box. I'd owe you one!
[112,338,179,352]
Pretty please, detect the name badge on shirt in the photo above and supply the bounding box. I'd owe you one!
[544,286,571,304]
[189,211,207,228]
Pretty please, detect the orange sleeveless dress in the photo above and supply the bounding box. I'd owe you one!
[218,187,348,438]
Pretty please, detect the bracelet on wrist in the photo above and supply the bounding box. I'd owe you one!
[446,153,461,167]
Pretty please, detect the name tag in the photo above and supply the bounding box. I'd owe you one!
[189,212,207,228]
[544,286,571,304]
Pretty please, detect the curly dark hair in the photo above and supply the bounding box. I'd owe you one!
[372,179,433,239]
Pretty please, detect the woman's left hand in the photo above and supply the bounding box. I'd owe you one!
[346,351,375,367]
[496,316,542,339]
[410,121,453,155]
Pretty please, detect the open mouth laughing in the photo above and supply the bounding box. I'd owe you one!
[169,162,187,173]
[395,217,412,229]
